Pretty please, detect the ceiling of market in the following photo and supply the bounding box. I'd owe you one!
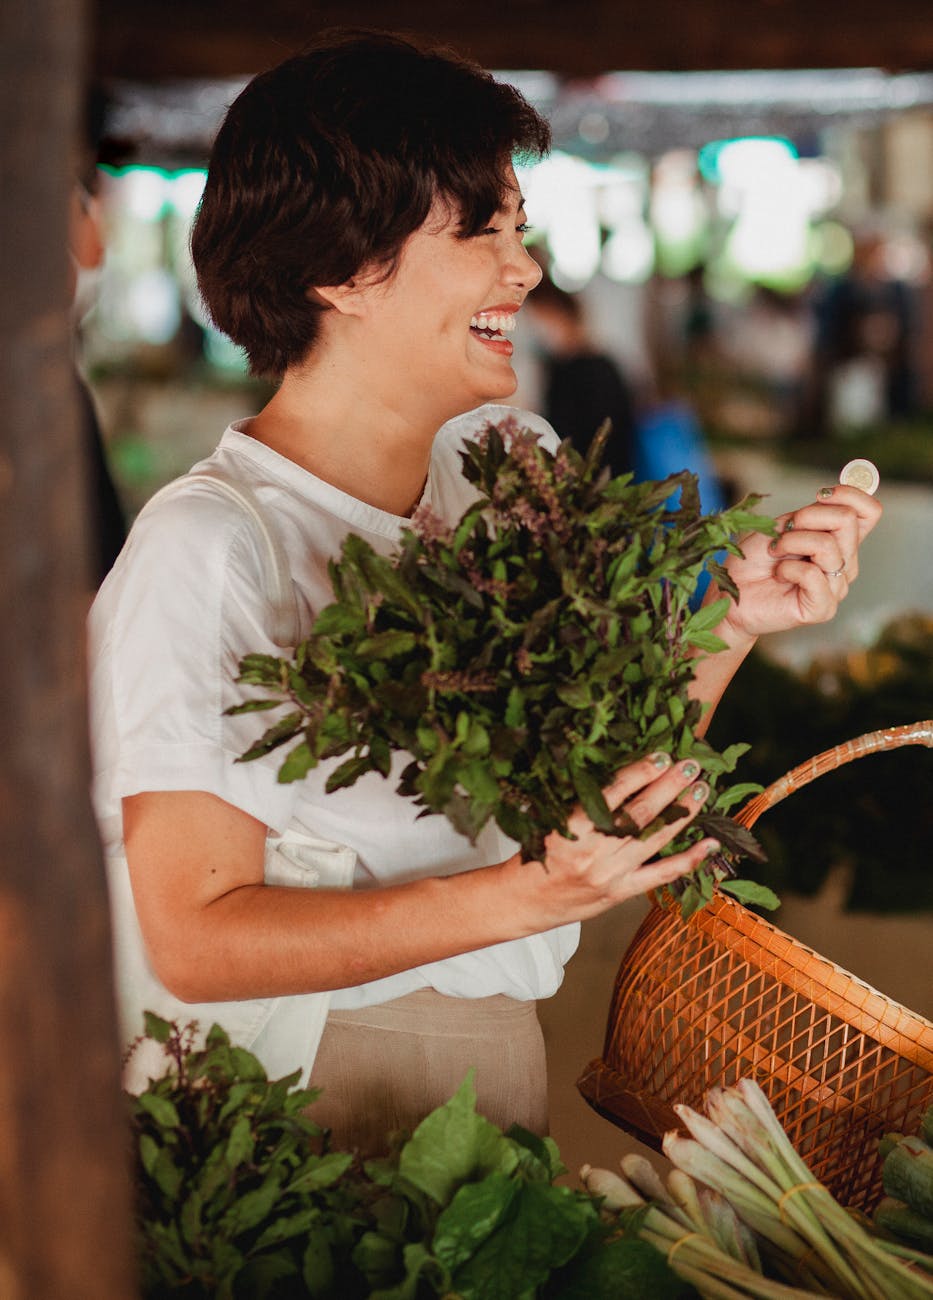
[90,0,933,166]
[93,0,933,81]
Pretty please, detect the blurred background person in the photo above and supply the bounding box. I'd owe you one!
[69,89,127,588]
[524,268,637,474]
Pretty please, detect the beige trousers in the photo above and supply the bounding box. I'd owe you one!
[306,987,548,1156]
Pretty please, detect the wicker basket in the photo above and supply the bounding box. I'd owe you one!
[576,720,933,1211]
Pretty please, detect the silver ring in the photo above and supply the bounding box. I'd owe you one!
[824,559,846,579]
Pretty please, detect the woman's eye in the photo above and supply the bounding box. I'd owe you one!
[481,226,500,236]
[517,222,533,235]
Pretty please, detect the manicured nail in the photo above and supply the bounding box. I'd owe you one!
[690,781,709,802]
[681,760,700,778]
[817,486,834,500]
[768,536,779,553]
[701,838,721,854]
[649,751,672,770]
[783,517,796,533]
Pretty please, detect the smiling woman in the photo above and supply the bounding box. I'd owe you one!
[86,27,881,1154]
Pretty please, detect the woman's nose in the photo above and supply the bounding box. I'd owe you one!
[505,241,544,291]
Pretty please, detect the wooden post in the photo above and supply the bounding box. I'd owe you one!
[0,0,137,1295]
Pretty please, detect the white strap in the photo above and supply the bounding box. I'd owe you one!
[147,468,300,648]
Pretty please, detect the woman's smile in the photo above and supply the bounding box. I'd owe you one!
[469,306,519,356]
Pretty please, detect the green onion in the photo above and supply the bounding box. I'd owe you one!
[583,1079,933,1299]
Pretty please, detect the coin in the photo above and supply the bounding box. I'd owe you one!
[839,458,880,495]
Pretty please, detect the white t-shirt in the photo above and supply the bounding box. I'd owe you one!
[89,403,580,1045]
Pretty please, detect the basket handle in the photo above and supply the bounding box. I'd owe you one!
[734,720,933,830]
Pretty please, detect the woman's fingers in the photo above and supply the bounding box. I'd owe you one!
[602,751,675,800]
[815,482,883,543]
[631,779,710,859]
[771,557,838,622]
[617,761,704,831]
[769,526,851,581]
[536,760,716,917]
[565,754,703,840]
[631,836,722,896]
[770,485,882,579]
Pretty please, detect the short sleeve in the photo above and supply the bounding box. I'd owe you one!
[91,483,302,833]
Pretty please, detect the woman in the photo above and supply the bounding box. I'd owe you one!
[88,30,881,1152]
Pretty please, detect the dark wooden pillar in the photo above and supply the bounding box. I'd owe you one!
[0,0,137,1294]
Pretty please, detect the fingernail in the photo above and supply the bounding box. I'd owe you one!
[690,781,709,802]
[649,751,672,770]
[681,760,700,778]
[783,517,796,533]
[768,537,779,553]
[701,838,721,853]
[817,486,834,500]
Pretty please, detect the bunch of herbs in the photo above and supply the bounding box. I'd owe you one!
[230,418,777,917]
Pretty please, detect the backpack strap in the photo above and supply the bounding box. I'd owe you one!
[148,468,300,649]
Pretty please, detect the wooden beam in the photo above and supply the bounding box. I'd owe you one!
[0,0,137,1294]
[92,0,933,79]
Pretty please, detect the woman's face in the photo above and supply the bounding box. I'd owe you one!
[349,167,543,421]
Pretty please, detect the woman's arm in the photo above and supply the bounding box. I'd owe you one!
[688,482,883,734]
[123,754,718,1004]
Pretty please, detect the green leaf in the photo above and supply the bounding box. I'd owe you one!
[685,630,729,654]
[236,1252,300,1298]
[718,878,781,910]
[224,1113,254,1168]
[138,1132,160,1178]
[276,741,316,783]
[459,759,500,804]
[252,1208,318,1251]
[355,630,418,660]
[302,1224,335,1296]
[225,697,283,714]
[569,767,614,833]
[324,753,375,793]
[138,1091,181,1128]
[551,1234,691,1299]
[504,686,525,727]
[713,782,764,813]
[142,1011,173,1044]
[179,1189,204,1248]
[433,1173,519,1272]
[369,1241,447,1300]
[218,1175,283,1236]
[151,1146,184,1201]
[352,1230,401,1283]
[684,596,731,634]
[450,1181,594,1299]
[236,711,304,763]
[398,1072,518,1206]
[313,602,367,636]
[556,681,592,709]
[506,1125,566,1182]
[695,813,768,864]
[290,1151,354,1192]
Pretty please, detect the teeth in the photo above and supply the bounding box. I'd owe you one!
[470,312,517,333]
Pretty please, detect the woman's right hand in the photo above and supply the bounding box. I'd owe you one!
[512,753,718,928]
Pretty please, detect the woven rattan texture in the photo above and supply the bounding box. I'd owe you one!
[577,722,933,1212]
[578,895,933,1210]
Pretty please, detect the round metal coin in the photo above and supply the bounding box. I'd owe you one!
[839,458,880,495]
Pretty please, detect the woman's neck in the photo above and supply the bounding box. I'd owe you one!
[248,364,438,517]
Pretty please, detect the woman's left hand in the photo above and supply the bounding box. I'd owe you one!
[718,483,883,643]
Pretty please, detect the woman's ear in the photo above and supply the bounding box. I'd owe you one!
[309,280,366,316]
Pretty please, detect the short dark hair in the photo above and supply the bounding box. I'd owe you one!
[191,29,551,377]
